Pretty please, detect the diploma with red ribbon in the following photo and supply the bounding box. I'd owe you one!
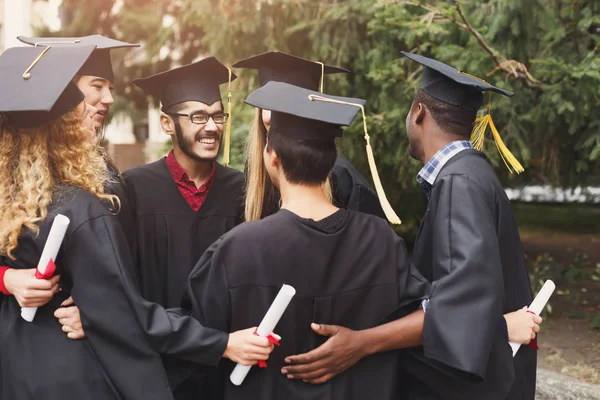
[230,284,296,386]
[21,214,70,322]
[510,280,555,357]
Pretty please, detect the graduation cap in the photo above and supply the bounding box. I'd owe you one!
[246,81,402,225]
[232,51,350,92]
[17,34,139,82]
[0,45,96,129]
[133,57,238,164]
[401,51,523,174]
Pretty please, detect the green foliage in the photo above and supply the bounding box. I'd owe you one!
[49,0,600,237]
[590,315,600,329]
[514,203,600,234]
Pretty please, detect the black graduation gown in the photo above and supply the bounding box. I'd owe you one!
[186,209,430,400]
[330,155,386,219]
[0,186,230,400]
[402,149,536,400]
[122,159,245,395]
[105,163,138,267]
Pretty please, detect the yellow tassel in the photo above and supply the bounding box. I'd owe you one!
[488,115,524,174]
[223,68,233,166]
[469,93,524,174]
[470,115,487,151]
[316,62,325,93]
[308,94,402,225]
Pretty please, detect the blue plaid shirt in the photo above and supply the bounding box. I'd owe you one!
[416,140,473,199]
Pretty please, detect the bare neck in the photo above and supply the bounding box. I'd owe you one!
[421,130,467,165]
[172,148,214,187]
[279,180,338,221]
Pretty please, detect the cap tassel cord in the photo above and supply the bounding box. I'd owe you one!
[316,62,325,93]
[22,46,52,80]
[308,94,401,225]
[470,92,523,174]
[34,40,80,47]
[223,68,233,166]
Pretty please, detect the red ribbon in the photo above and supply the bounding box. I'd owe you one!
[35,258,56,280]
[253,328,280,368]
[526,310,540,350]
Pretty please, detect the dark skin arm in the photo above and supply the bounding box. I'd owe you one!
[281,309,424,384]
[282,308,543,384]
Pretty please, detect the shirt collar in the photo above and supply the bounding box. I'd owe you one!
[416,140,472,196]
[166,150,216,189]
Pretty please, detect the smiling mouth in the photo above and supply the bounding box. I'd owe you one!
[198,137,217,145]
[96,111,106,119]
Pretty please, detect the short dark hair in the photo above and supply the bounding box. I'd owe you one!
[266,128,336,185]
[414,89,478,138]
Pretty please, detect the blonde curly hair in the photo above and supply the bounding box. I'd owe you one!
[244,108,333,222]
[0,109,119,259]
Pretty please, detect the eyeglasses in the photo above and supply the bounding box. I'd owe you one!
[165,112,229,125]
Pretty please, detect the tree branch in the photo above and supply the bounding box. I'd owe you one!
[453,0,542,87]
[395,0,542,87]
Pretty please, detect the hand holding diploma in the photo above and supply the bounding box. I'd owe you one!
[230,284,296,386]
[509,280,555,357]
[21,214,70,322]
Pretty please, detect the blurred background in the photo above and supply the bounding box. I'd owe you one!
[1,0,599,387]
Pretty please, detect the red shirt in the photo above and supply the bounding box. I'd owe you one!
[166,151,215,212]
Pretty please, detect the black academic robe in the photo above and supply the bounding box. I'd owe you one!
[105,162,138,267]
[403,149,536,400]
[186,209,430,400]
[0,185,230,400]
[330,155,386,219]
[122,159,245,396]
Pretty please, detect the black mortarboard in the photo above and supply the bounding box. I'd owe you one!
[17,34,139,82]
[133,57,237,110]
[401,51,513,111]
[0,45,96,129]
[246,81,402,225]
[134,57,237,165]
[245,81,362,142]
[233,51,349,92]
[402,51,523,174]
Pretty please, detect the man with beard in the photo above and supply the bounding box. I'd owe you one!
[123,57,245,399]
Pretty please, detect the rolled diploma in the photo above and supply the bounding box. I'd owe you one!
[230,284,296,386]
[510,279,555,357]
[21,214,70,322]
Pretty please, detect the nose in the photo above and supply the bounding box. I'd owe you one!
[102,89,115,106]
[204,117,218,132]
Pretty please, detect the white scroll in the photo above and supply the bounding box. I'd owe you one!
[21,214,70,322]
[510,279,555,357]
[230,284,296,386]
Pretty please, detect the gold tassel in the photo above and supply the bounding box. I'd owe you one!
[316,62,325,93]
[308,94,402,225]
[470,93,524,174]
[223,68,233,166]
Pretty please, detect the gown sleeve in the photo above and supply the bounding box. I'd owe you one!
[355,184,386,220]
[185,238,231,333]
[421,174,505,381]
[65,215,229,398]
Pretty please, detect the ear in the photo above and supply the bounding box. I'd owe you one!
[414,103,426,125]
[263,138,281,170]
[160,114,175,136]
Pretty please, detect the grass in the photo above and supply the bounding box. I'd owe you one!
[513,202,600,234]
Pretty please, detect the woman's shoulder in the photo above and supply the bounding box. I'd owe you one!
[50,185,118,228]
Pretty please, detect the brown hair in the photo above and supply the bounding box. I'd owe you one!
[0,109,118,259]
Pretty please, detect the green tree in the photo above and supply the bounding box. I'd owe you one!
[48,0,600,239]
